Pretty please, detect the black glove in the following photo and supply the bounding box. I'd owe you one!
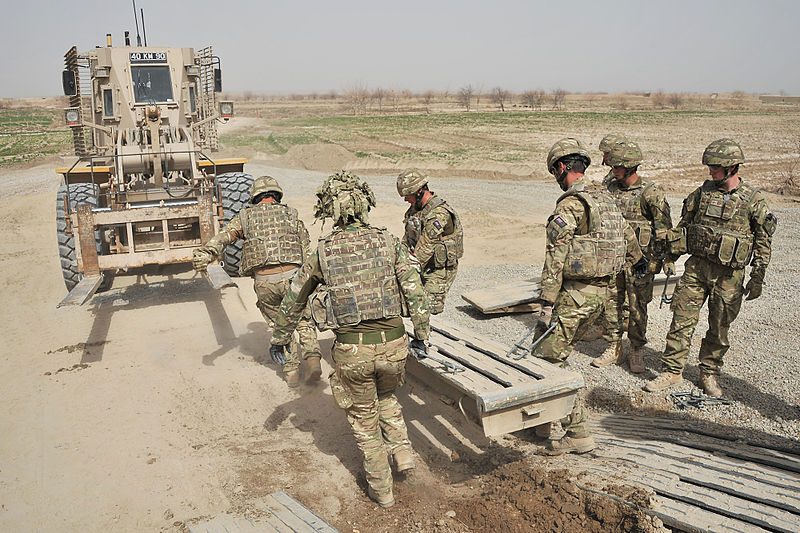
[744,278,763,301]
[409,339,428,359]
[269,344,288,365]
[537,304,554,330]
[632,257,649,279]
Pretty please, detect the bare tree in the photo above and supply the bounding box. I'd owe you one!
[551,88,567,110]
[492,87,510,111]
[668,92,683,109]
[373,88,386,113]
[475,83,484,111]
[422,90,435,114]
[458,85,474,111]
[615,95,629,110]
[344,82,370,115]
[651,90,666,109]
[520,90,546,110]
[777,136,800,195]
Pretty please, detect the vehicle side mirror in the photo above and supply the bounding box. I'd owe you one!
[214,68,222,93]
[62,70,77,96]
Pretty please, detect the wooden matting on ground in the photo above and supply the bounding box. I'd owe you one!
[188,491,338,533]
[587,414,800,533]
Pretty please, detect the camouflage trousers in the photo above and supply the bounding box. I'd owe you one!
[622,271,655,348]
[662,256,745,375]
[329,335,411,495]
[532,279,614,439]
[254,276,322,373]
[422,265,458,315]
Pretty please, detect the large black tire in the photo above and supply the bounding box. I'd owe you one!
[56,183,111,292]
[215,172,254,276]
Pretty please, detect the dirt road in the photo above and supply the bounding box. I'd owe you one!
[1,159,795,532]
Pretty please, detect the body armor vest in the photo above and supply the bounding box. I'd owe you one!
[318,226,403,327]
[239,203,304,276]
[559,184,627,280]
[685,181,758,269]
[404,196,464,268]
[609,179,656,257]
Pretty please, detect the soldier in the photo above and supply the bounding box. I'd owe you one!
[592,140,674,373]
[269,171,430,508]
[534,138,647,454]
[192,175,322,387]
[599,133,626,187]
[396,169,463,314]
[645,139,776,397]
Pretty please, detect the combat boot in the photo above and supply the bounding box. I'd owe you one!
[628,346,645,374]
[545,435,596,455]
[367,486,395,508]
[393,449,415,473]
[700,374,723,398]
[591,342,624,368]
[284,369,300,388]
[305,356,322,382]
[644,372,682,392]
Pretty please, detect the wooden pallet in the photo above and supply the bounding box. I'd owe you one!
[586,414,800,533]
[406,317,584,437]
[188,491,338,533]
[462,259,686,315]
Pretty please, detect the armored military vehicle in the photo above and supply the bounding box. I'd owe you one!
[57,33,252,305]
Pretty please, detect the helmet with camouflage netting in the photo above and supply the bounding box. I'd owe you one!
[702,138,745,167]
[608,140,643,168]
[546,138,591,174]
[396,169,429,196]
[314,170,376,225]
[599,133,626,154]
[250,175,283,203]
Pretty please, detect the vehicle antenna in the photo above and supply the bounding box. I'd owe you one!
[141,9,148,46]
[132,0,142,46]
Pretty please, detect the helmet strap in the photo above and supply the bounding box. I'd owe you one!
[414,188,426,210]
[556,168,569,191]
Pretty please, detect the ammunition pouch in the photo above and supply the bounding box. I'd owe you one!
[667,227,687,256]
[686,224,753,268]
[310,290,336,331]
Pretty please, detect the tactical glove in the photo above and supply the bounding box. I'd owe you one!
[269,344,288,365]
[409,339,428,359]
[744,278,763,301]
[192,247,215,272]
[632,257,649,279]
[662,260,676,277]
[538,304,554,331]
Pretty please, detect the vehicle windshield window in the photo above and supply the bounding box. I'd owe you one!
[131,66,173,103]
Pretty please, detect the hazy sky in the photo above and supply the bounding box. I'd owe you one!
[2,0,798,98]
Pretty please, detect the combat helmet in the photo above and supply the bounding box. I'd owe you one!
[250,175,283,203]
[314,170,376,225]
[599,133,626,154]
[396,169,429,197]
[702,138,745,167]
[547,138,591,174]
[608,140,643,168]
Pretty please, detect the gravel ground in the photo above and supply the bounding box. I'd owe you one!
[19,160,799,448]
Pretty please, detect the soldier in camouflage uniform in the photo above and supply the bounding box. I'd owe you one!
[192,176,322,387]
[645,139,776,397]
[533,138,647,455]
[592,140,674,373]
[270,171,430,508]
[599,133,626,187]
[397,169,464,314]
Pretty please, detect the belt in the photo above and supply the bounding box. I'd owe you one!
[563,278,609,294]
[335,325,406,345]
[254,268,298,282]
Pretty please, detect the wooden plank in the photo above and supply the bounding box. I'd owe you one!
[584,463,798,533]
[205,264,237,290]
[264,491,338,533]
[57,275,103,307]
[189,513,281,533]
[592,416,800,474]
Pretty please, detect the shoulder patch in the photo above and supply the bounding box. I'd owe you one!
[553,216,567,228]
[433,220,442,231]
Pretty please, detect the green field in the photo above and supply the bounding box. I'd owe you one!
[0,109,71,166]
